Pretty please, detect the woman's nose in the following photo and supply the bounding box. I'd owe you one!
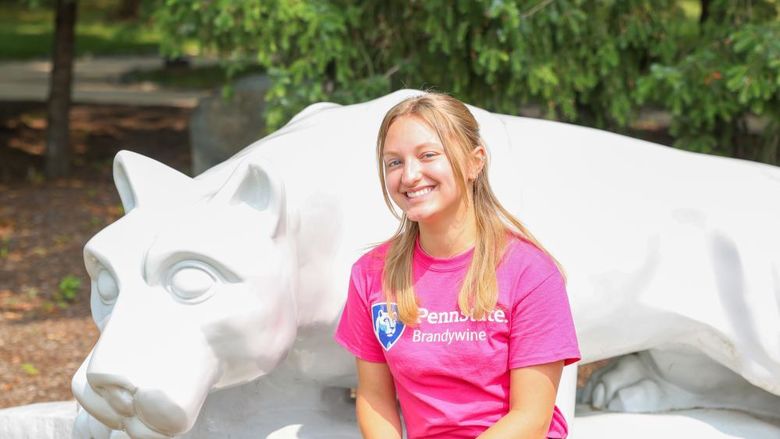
[402,160,422,185]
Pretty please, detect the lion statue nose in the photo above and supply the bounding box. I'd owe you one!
[87,373,138,416]
[94,383,135,417]
[132,388,191,435]
[87,372,189,436]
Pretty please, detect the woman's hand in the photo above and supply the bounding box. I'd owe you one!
[355,358,403,439]
[477,360,564,439]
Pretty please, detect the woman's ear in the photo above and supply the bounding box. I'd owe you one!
[468,145,487,180]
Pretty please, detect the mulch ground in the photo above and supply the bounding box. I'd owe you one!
[0,101,191,408]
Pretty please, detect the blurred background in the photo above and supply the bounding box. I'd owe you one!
[0,0,778,409]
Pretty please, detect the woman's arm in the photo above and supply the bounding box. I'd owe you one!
[477,360,564,439]
[355,358,403,439]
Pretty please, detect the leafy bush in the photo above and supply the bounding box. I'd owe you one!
[54,274,81,306]
[155,0,780,164]
[637,1,779,161]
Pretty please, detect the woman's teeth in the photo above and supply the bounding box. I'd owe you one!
[407,187,433,198]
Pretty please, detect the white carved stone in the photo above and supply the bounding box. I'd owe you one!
[57,89,780,437]
[581,348,780,418]
[2,401,777,438]
[573,405,780,438]
[0,401,76,439]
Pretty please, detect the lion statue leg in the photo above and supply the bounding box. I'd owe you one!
[582,347,780,420]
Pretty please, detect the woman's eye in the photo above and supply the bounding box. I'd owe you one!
[421,152,438,159]
[386,159,401,168]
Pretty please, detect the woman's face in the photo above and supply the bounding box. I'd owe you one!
[381,116,466,225]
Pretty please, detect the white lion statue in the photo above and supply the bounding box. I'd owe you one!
[68,90,780,438]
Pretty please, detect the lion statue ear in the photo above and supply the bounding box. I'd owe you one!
[113,150,194,213]
[214,159,287,238]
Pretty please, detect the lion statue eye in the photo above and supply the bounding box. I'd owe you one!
[168,264,217,303]
[96,269,119,304]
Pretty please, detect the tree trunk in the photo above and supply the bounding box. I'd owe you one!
[700,0,711,24]
[45,0,78,179]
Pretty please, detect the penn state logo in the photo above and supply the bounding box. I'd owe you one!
[372,302,405,351]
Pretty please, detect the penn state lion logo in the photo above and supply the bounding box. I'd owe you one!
[372,303,405,351]
[376,310,396,336]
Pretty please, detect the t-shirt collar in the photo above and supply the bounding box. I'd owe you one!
[414,236,475,272]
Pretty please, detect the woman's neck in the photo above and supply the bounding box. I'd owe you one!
[418,206,477,258]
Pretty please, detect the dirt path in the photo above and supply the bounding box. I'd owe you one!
[0,101,191,408]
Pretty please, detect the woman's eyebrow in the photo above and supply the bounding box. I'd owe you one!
[383,142,442,156]
[415,141,443,150]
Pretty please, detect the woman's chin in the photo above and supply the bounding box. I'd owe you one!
[403,208,425,222]
[405,211,435,225]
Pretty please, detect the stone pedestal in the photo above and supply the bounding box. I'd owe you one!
[190,74,271,174]
[2,401,779,439]
[572,405,780,439]
[0,401,76,439]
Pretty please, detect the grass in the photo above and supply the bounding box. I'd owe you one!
[0,2,160,60]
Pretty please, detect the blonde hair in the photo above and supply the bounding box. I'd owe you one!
[377,92,564,326]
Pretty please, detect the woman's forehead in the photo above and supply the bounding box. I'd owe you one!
[384,116,443,152]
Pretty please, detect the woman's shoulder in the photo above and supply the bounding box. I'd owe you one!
[499,235,567,304]
[501,234,561,279]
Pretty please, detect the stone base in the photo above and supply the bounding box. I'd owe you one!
[0,401,76,439]
[573,404,780,439]
[1,401,778,438]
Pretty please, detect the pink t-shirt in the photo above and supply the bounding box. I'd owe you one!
[334,236,581,439]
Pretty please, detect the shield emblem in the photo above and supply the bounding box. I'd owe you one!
[372,302,405,351]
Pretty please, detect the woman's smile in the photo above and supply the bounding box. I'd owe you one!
[405,186,435,199]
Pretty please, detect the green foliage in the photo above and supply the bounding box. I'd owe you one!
[638,1,780,161]
[54,274,81,306]
[155,0,780,164]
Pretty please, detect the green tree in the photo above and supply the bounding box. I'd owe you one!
[155,0,780,164]
[638,0,779,162]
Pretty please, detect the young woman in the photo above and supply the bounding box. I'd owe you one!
[335,93,580,439]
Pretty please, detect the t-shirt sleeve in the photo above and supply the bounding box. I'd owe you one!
[334,265,386,363]
[508,267,581,369]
